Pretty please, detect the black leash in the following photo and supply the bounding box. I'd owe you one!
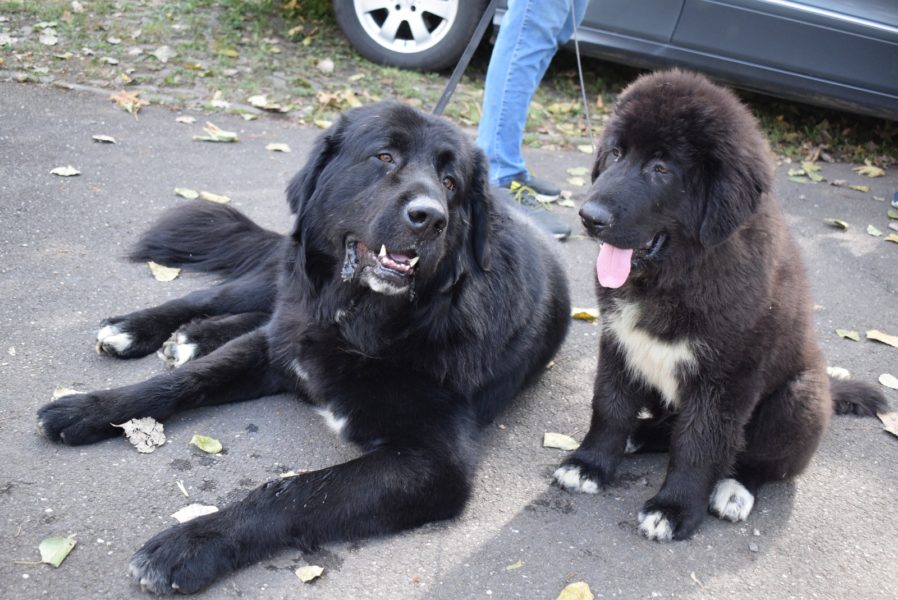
[432,0,499,116]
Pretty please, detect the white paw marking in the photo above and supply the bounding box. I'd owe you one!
[709,478,755,522]
[638,510,674,541]
[96,324,132,353]
[159,332,197,367]
[553,465,599,494]
[315,407,347,435]
[624,436,642,454]
[605,302,697,409]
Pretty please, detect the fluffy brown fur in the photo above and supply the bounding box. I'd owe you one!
[554,69,886,541]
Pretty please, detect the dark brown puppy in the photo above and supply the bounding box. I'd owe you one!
[554,69,885,541]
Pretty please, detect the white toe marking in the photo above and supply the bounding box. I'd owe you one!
[553,465,599,494]
[709,478,755,522]
[171,342,196,367]
[96,324,132,353]
[624,436,642,454]
[315,407,347,435]
[638,510,674,541]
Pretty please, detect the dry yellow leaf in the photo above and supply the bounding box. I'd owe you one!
[543,432,579,451]
[866,329,898,348]
[571,307,600,321]
[295,565,324,583]
[199,191,230,204]
[147,261,181,282]
[556,582,594,600]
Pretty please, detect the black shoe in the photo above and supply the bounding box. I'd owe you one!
[500,174,561,201]
[492,185,571,241]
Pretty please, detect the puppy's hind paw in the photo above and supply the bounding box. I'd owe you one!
[637,510,674,542]
[709,478,755,522]
[552,460,602,494]
[158,331,197,368]
[96,323,134,357]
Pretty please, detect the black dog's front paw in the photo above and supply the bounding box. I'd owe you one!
[637,496,704,542]
[552,456,614,494]
[36,394,118,445]
[97,316,170,359]
[130,516,235,595]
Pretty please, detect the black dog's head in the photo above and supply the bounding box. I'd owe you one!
[286,102,494,298]
[580,69,774,288]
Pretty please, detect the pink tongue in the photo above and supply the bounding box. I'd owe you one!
[596,243,633,288]
[388,252,410,262]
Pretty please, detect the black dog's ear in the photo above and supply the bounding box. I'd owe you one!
[468,149,495,272]
[286,120,344,222]
[698,154,771,247]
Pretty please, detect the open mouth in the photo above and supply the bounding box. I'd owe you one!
[595,231,668,289]
[342,239,419,294]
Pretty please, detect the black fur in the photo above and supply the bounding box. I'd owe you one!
[558,70,886,541]
[36,102,570,594]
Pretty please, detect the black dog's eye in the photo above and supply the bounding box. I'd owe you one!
[376,153,394,163]
[611,147,622,160]
[653,163,669,174]
[442,176,456,192]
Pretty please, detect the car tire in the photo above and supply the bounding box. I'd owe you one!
[333,0,489,71]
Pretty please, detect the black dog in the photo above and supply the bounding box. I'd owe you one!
[553,70,885,541]
[37,102,570,593]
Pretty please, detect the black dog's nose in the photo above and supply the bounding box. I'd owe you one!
[579,202,613,231]
[404,196,447,237]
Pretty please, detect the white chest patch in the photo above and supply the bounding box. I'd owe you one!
[315,407,348,436]
[605,302,697,408]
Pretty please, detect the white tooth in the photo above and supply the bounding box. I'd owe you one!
[379,244,387,258]
[408,256,419,267]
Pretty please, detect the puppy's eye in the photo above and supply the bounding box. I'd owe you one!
[611,147,622,160]
[442,176,456,192]
[377,153,394,163]
[653,164,669,174]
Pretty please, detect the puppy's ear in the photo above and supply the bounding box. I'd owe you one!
[698,154,770,247]
[286,119,344,223]
[468,148,494,272]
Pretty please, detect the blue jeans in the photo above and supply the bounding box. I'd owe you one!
[477,0,589,187]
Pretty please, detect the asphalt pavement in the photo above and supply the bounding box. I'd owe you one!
[1,82,896,600]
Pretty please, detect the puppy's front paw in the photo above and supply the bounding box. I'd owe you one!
[637,497,703,542]
[96,316,171,359]
[158,331,198,368]
[709,478,755,522]
[130,517,233,595]
[36,393,118,445]
[553,457,612,494]
[96,322,135,357]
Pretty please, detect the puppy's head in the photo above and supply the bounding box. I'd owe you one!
[287,102,493,298]
[580,69,773,289]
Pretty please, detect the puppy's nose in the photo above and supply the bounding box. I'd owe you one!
[404,196,447,237]
[579,202,613,231]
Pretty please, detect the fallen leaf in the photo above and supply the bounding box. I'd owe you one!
[885,234,898,244]
[150,45,176,63]
[571,307,600,322]
[39,34,59,46]
[826,366,851,380]
[577,144,594,154]
[174,187,199,200]
[199,191,230,204]
[566,166,589,177]
[248,94,288,112]
[313,119,333,129]
[567,176,586,187]
[849,184,870,193]
[100,56,119,65]
[52,386,83,399]
[110,90,148,115]
[830,179,847,187]
[170,503,218,523]
[543,432,579,451]
[91,134,116,144]
[867,224,883,237]
[148,261,180,282]
[853,164,885,178]
[50,165,80,177]
[242,113,258,121]
[295,565,324,583]
[265,143,291,153]
[556,581,594,600]
[836,329,860,342]
[317,58,334,74]
[505,560,524,571]
[801,161,821,173]
[787,168,806,177]
[193,122,238,143]
[71,1,85,13]
[879,374,898,390]
[39,535,76,567]
[888,209,898,220]
[113,417,166,453]
[107,36,121,45]
[190,433,222,454]
[558,199,576,208]
[788,176,810,184]
[176,480,189,497]
[867,329,898,348]
[176,115,196,124]
[54,51,73,60]
[823,218,848,230]
[877,412,898,437]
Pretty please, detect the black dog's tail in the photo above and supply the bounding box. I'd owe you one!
[831,378,888,417]
[129,202,284,281]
